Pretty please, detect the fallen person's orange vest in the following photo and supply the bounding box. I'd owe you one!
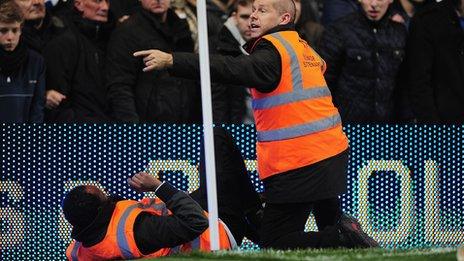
[66,198,235,260]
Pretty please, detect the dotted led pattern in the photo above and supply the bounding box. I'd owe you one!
[1,124,463,260]
[346,125,463,249]
[368,171,401,232]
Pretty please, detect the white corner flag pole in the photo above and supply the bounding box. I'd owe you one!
[196,0,220,251]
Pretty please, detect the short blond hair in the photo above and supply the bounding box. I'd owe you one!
[272,0,296,23]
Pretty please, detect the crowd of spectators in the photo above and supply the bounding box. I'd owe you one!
[1,0,463,124]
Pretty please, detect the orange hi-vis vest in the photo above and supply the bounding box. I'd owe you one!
[66,198,236,260]
[250,31,349,180]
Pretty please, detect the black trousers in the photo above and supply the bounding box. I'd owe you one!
[191,127,262,244]
[260,151,349,249]
[260,197,342,249]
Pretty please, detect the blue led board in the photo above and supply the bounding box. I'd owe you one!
[1,124,463,260]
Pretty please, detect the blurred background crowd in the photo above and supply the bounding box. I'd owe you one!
[1,0,463,124]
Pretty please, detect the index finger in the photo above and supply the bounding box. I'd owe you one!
[134,50,155,57]
[128,178,140,189]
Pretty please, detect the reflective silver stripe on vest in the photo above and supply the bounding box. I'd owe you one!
[252,32,331,110]
[190,237,201,250]
[116,204,140,259]
[257,114,341,142]
[71,242,81,261]
[252,87,331,109]
[170,245,181,255]
[272,32,303,90]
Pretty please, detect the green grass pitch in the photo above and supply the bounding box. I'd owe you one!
[141,248,458,260]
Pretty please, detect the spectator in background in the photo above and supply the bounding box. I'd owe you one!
[106,0,202,123]
[207,0,235,21]
[44,0,59,9]
[213,0,254,124]
[46,0,74,17]
[14,0,65,53]
[300,0,324,23]
[390,0,427,27]
[45,0,136,22]
[171,0,223,53]
[406,0,464,123]
[43,0,113,122]
[389,0,429,122]
[0,0,45,123]
[321,0,359,26]
[109,0,139,23]
[318,0,407,123]
[295,0,324,46]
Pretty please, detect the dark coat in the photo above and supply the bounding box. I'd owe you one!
[212,25,253,124]
[21,13,66,53]
[106,7,202,123]
[171,24,288,93]
[321,0,359,26]
[406,0,464,123]
[109,0,139,20]
[318,10,407,123]
[0,47,45,123]
[43,14,112,123]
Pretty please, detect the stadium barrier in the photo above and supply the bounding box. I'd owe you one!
[1,124,463,260]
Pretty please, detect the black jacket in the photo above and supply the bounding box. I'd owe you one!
[406,0,464,123]
[212,25,253,124]
[171,25,286,93]
[106,7,202,123]
[109,0,139,20]
[43,13,112,123]
[21,13,66,53]
[318,10,407,123]
[0,43,45,123]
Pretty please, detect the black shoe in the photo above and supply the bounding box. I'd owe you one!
[338,214,379,248]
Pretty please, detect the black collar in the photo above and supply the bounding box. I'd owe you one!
[244,23,296,53]
[0,39,28,76]
[139,7,181,34]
